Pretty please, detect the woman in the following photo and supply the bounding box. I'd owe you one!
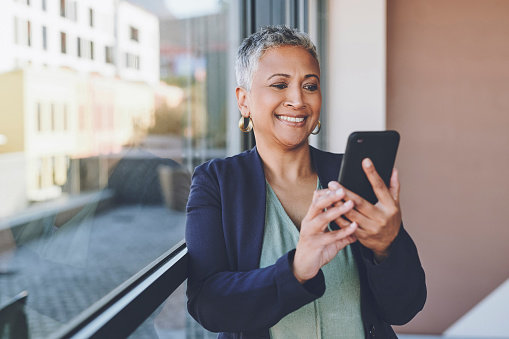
[186,25,426,339]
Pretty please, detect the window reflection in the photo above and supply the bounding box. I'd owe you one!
[0,0,231,337]
[129,282,216,339]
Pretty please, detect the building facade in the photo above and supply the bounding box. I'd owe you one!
[0,0,165,214]
[0,0,159,83]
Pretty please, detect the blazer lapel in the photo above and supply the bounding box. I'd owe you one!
[311,146,343,188]
[233,147,267,271]
[311,147,343,230]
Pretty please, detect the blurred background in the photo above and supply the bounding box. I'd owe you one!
[0,0,507,338]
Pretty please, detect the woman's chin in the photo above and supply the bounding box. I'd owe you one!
[255,128,311,150]
[275,136,310,150]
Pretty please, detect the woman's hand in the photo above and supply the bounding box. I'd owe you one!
[330,158,402,262]
[292,188,358,284]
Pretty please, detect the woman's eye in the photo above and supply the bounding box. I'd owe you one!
[304,84,318,92]
[270,83,288,89]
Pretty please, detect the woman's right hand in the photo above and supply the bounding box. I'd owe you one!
[292,187,358,284]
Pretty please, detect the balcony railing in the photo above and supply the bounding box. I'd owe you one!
[48,240,188,339]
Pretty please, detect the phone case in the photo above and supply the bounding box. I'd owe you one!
[338,131,400,205]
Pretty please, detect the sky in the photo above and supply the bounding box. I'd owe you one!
[164,0,220,18]
[127,0,221,19]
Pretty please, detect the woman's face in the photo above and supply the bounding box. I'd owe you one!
[237,45,321,150]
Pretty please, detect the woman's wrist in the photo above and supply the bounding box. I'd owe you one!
[291,263,308,284]
[291,251,313,284]
[373,251,388,264]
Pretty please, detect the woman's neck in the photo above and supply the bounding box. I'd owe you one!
[256,141,315,183]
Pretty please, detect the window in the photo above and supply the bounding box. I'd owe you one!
[129,26,139,42]
[37,159,43,189]
[72,1,77,21]
[27,21,31,46]
[14,17,31,46]
[50,103,55,130]
[1,1,243,337]
[125,53,140,70]
[60,32,66,53]
[77,38,95,59]
[42,26,47,50]
[40,157,50,188]
[89,8,94,27]
[105,46,114,64]
[60,0,65,17]
[52,156,57,185]
[63,105,68,130]
[14,17,18,45]
[37,103,42,131]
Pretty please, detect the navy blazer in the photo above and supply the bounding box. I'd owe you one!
[186,146,426,339]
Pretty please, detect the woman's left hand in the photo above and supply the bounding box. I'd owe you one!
[329,158,402,262]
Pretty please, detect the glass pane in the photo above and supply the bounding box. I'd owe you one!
[128,282,216,339]
[0,0,232,337]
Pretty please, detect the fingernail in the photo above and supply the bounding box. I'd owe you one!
[363,158,372,168]
[344,200,353,207]
[349,222,357,228]
[335,188,344,196]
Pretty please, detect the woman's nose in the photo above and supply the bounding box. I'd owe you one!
[283,87,305,109]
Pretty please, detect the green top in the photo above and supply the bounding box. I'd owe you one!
[259,180,365,338]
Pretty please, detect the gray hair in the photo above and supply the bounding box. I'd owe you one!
[235,25,319,92]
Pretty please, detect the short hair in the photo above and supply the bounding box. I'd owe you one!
[235,25,319,92]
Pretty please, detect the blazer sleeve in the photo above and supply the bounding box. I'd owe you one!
[358,225,427,325]
[185,163,325,333]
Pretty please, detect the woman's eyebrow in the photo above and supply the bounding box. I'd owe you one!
[305,74,320,82]
[266,73,320,82]
[266,73,290,81]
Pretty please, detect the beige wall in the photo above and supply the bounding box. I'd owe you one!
[387,0,509,334]
[0,71,25,153]
[0,66,160,206]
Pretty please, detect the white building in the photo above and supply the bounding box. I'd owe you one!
[0,0,159,84]
[116,1,160,84]
[0,0,165,213]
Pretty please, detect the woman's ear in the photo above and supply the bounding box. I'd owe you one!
[235,87,250,118]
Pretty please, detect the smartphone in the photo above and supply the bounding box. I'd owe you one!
[338,131,400,205]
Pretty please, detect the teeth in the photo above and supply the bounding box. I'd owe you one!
[278,115,305,123]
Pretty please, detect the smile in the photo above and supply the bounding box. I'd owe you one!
[277,115,305,123]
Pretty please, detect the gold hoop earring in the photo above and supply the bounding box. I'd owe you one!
[238,116,253,133]
[311,121,321,135]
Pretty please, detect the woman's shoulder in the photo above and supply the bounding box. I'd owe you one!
[193,147,262,181]
[191,148,265,200]
[196,148,257,170]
